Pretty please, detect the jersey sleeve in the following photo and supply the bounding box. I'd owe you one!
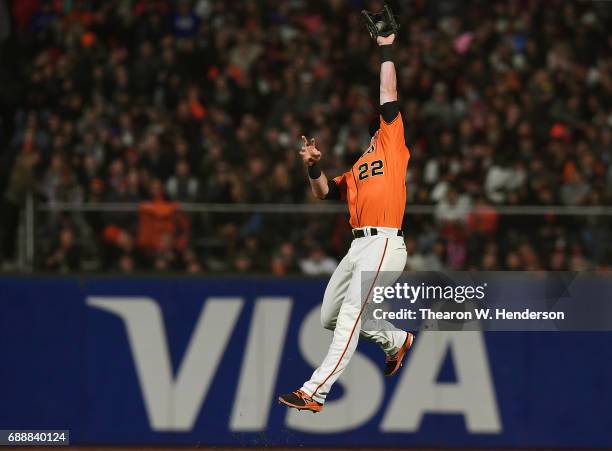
[379,111,409,157]
[331,172,348,201]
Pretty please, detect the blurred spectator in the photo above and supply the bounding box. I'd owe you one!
[1,148,38,266]
[166,159,199,201]
[485,159,527,204]
[271,241,299,276]
[423,241,448,272]
[299,246,338,276]
[405,238,426,271]
[560,171,590,205]
[118,254,135,273]
[137,179,190,261]
[435,188,471,225]
[44,226,81,272]
[1,0,611,273]
[467,196,498,236]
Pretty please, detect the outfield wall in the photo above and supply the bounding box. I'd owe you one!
[0,276,611,448]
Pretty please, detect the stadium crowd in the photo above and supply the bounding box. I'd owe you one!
[1,0,611,273]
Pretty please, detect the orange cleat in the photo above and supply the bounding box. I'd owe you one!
[278,389,323,413]
[384,332,414,377]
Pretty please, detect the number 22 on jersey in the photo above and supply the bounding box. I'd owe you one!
[357,160,384,180]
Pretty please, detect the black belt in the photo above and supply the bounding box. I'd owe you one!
[352,228,403,238]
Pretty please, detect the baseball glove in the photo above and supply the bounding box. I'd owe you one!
[361,3,400,39]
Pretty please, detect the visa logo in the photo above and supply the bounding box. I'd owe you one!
[88,297,501,434]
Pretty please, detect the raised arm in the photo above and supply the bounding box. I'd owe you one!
[300,135,328,199]
[378,33,397,106]
[299,136,343,200]
[375,32,406,150]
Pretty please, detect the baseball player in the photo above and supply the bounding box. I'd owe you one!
[279,29,414,413]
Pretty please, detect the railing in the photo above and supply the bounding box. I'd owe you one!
[12,197,612,273]
[37,201,612,216]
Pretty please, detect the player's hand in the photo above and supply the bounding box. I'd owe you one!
[299,135,321,167]
[377,33,395,46]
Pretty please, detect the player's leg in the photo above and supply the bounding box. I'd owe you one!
[299,237,389,404]
[278,251,353,411]
[358,236,414,376]
[320,253,353,331]
[360,236,408,355]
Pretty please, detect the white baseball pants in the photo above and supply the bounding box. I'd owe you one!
[301,227,408,404]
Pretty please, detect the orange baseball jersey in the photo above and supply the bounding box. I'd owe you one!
[333,113,410,229]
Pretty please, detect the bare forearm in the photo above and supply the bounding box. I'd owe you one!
[309,169,329,199]
[380,59,397,104]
